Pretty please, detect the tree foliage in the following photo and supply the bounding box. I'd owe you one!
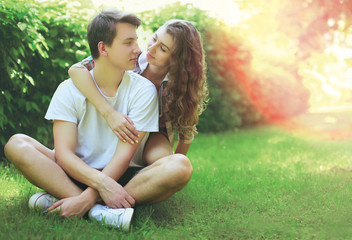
[0,0,91,161]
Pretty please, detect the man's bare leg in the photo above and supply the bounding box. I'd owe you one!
[4,134,83,199]
[125,154,192,204]
[124,133,193,205]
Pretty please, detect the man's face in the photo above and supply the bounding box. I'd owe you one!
[105,22,140,71]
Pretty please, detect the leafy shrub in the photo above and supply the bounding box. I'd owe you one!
[0,0,90,162]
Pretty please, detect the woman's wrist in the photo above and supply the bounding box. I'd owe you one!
[101,104,115,121]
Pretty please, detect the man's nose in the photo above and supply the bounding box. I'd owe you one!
[133,43,141,54]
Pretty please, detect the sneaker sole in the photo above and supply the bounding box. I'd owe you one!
[121,208,134,232]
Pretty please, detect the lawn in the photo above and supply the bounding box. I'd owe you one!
[1,125,352,239]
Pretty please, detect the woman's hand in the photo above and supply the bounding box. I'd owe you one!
[105,110,139,144]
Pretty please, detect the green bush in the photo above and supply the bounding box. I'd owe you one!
[0,0,90,162]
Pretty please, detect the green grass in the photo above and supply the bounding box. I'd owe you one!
[2,125,352,239]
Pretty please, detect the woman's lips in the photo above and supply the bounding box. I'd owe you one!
[147,52,154,59]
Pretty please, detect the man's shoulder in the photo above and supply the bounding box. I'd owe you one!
[123,71,157,102]
[55,79,85,100]
[58,79,83,92]
[125,71,154,88]
[57,78,74,89]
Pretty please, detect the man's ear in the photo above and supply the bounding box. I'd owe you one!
[98,41,108,57]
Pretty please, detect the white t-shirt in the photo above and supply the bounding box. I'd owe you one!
[45,70,159,169]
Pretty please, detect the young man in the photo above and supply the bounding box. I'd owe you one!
[4,10,158,231]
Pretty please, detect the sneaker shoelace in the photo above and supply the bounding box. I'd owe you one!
[42,195,58,213]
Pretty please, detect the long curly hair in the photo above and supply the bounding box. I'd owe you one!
[164,20,209,136]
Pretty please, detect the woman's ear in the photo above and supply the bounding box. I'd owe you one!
[98,41,108,57]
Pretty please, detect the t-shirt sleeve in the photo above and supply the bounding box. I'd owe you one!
[128,82,159,132]
[45,80,82,123]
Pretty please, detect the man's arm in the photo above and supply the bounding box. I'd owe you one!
[52,120,145,216]
[49,120,99,217]
[52,120,105,216]
[78,131,146,209]
[53,120,106,192]
[96,131,145,208]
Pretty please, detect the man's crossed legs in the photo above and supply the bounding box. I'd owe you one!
[4,133,192,231]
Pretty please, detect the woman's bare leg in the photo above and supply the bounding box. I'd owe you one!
[143,132,173,165]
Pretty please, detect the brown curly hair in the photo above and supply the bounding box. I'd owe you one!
[164,20,209,135]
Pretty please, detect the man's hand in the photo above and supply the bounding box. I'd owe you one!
[48,195,94,218]
[98,174,135,208]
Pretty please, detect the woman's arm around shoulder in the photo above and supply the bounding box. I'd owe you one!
[68,58,139,144]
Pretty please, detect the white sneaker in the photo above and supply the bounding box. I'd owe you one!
[88,204,134,232]
[28,191,58,213]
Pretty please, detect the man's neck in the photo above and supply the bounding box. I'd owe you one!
[93,59,125,97]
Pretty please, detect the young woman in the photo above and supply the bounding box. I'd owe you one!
[68,19,208,163]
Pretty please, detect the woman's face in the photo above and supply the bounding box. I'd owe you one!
[146,26,174,69]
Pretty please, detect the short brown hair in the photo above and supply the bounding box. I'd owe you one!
[87,9,141,59]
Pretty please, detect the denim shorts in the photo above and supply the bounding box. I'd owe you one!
[69,167,144,190]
